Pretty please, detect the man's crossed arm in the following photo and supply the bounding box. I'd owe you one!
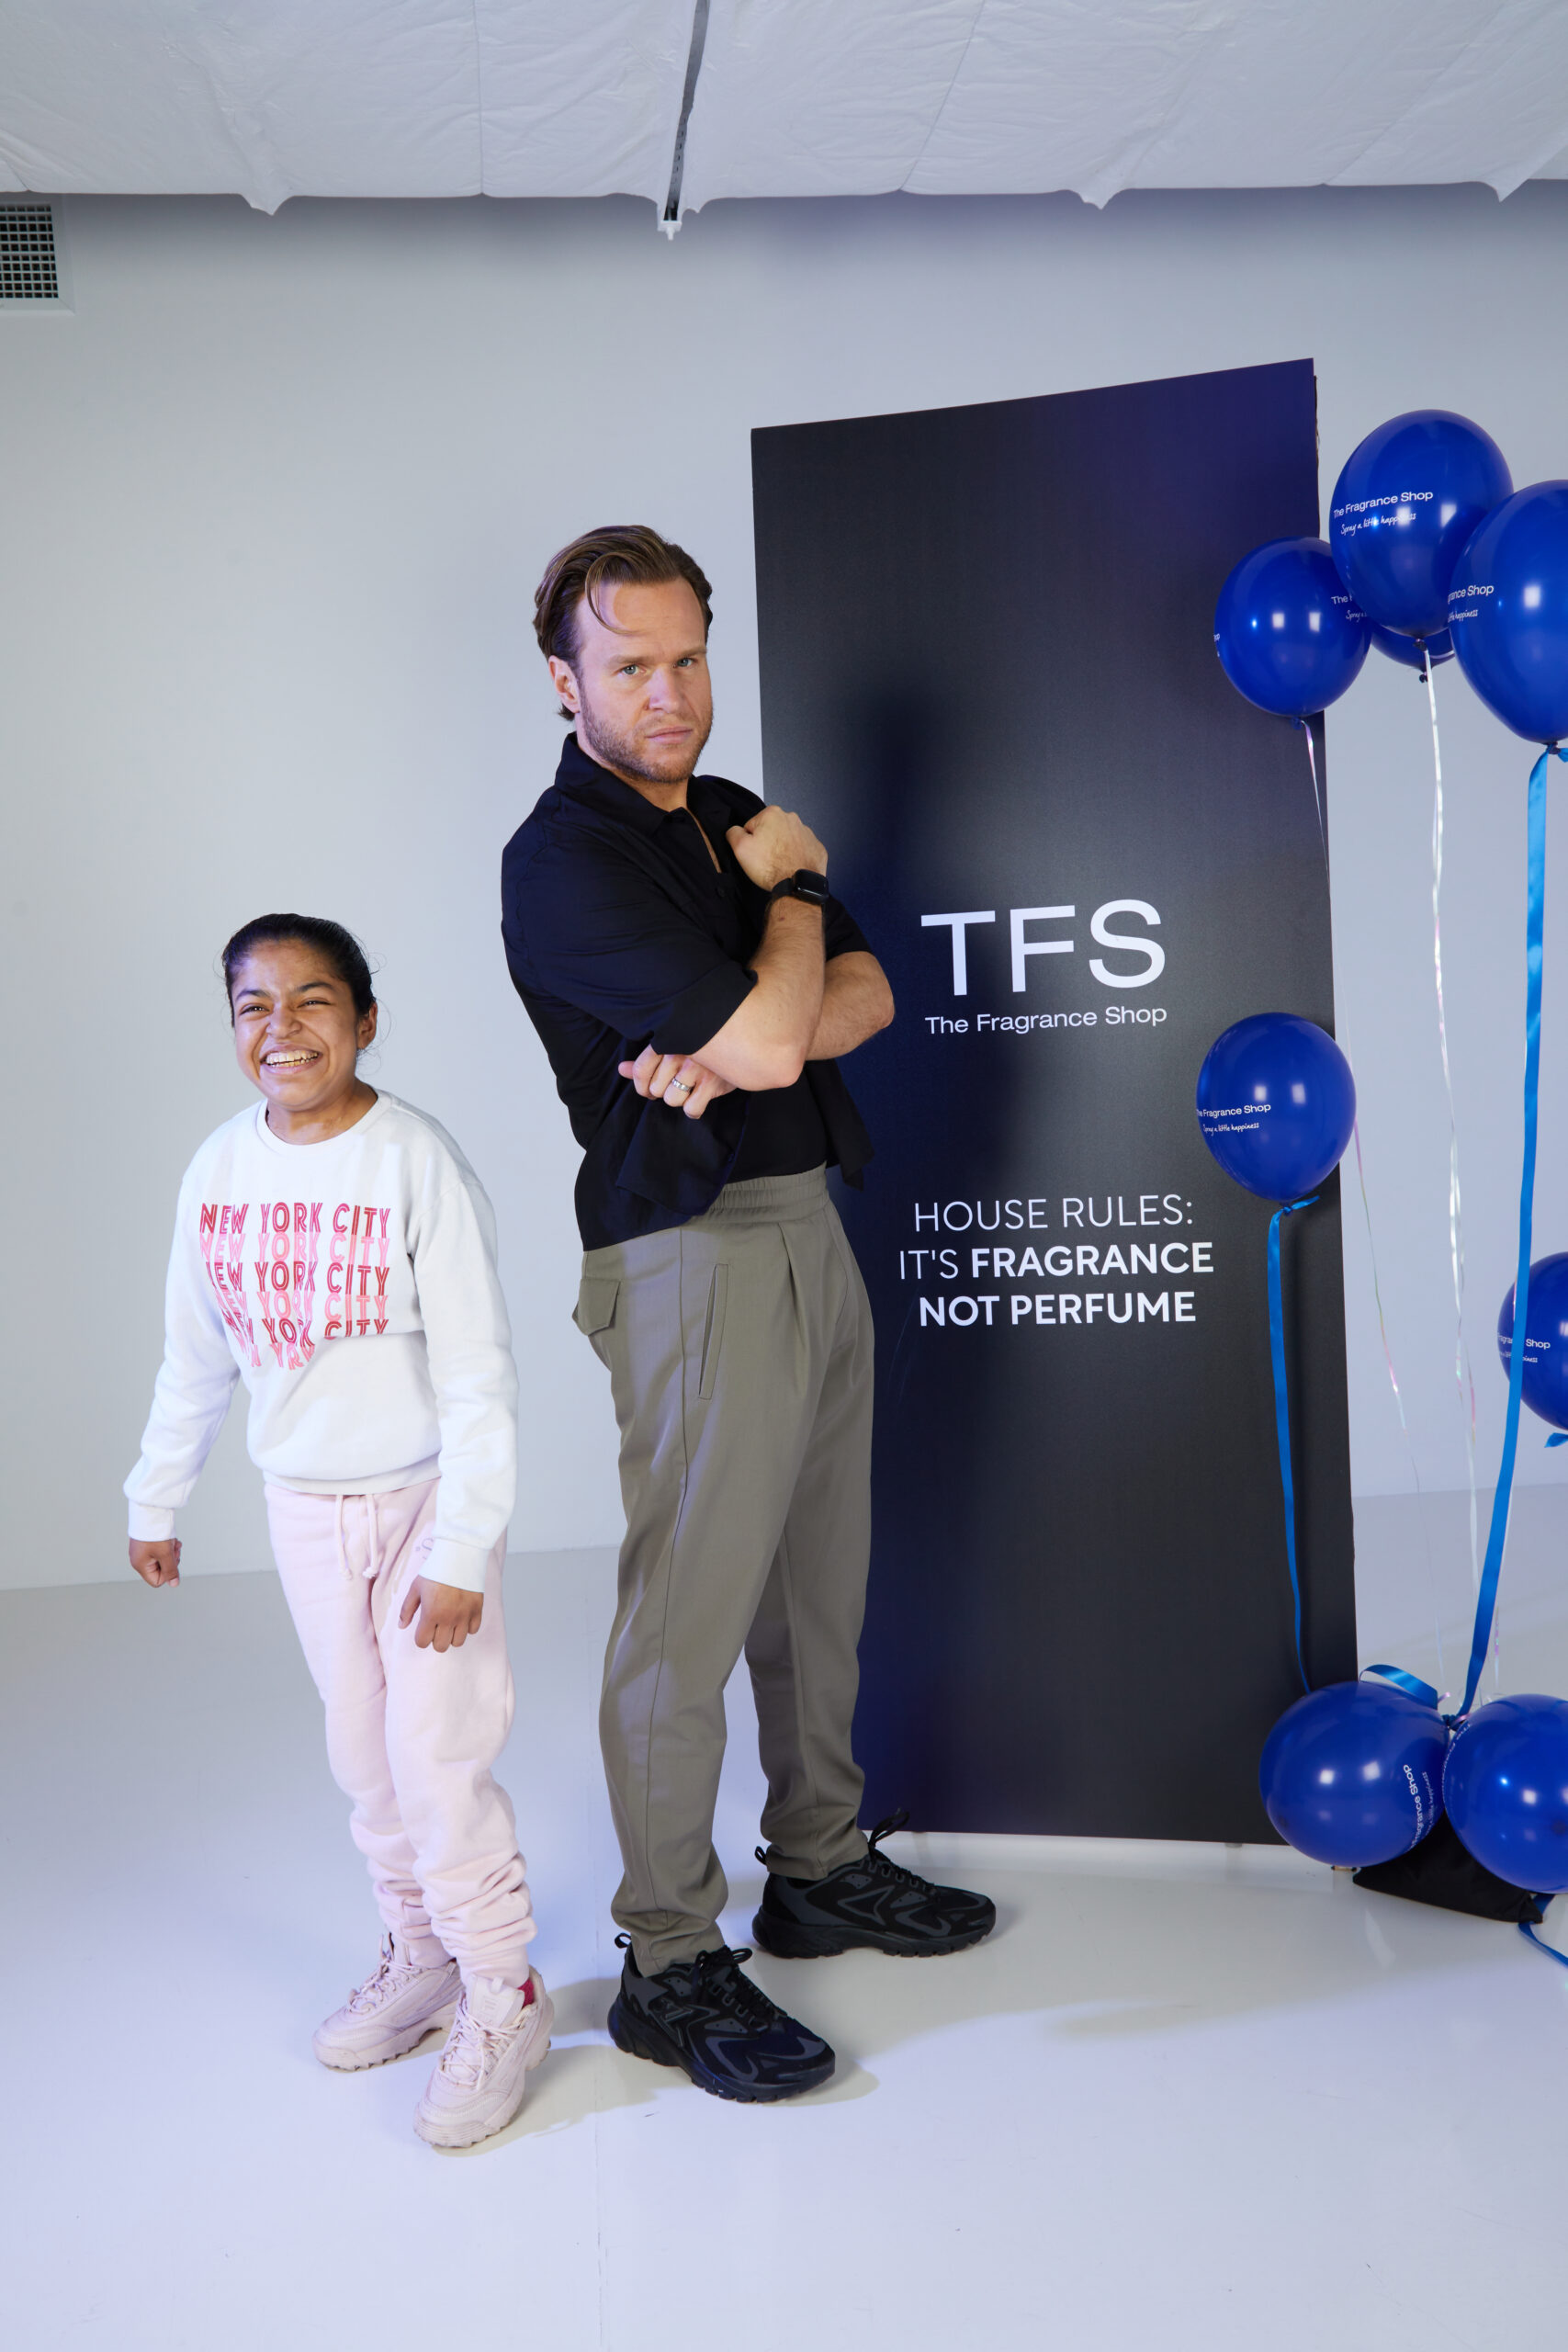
[617,802,894,1119]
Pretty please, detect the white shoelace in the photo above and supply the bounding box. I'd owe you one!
[440,2003,507,2088]
[344,1938,433,2013]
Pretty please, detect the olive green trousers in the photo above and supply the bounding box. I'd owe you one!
[574,1166,874,1973]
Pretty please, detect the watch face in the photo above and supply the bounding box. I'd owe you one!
[795,869,830,905]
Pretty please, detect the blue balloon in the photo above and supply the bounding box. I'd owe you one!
[1450,482,1568,743]
[1213,537,1369,719]
[1330,410,1512,639]
[1196,1013,1357,1201]
[1444,1693,1568,1892]
[1496,1251,1568,1432]
[1261,1681,1448,1867]
[1370,620,1453,672]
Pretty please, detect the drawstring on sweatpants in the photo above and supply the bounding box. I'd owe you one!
[332,1490,384,1583]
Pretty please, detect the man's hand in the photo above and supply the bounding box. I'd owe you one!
[399,1577,484,1651]
[725,805,828,893]
[618,1044,737,1120]
[130,1536,182,1589]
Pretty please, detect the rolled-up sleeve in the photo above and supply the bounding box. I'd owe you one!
[824,897,870,961]
[506,836,755,1052]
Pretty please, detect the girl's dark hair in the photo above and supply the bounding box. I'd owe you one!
[220,914,377,1023]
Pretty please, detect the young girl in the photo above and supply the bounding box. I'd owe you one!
[126,912,548,2150]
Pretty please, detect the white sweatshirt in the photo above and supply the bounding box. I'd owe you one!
[125,1091,518,1594]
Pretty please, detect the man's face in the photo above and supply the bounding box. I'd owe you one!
[549,577,714,790]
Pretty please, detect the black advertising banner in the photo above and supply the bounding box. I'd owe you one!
[751,360,1356,1843]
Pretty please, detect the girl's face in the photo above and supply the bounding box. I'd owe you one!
[230,940,378,1135]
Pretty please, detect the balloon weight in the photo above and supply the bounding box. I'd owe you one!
[1196,1013,1356,1200]
[1450,481,1568,743]
[1261,1681,1448,1867]
[1496,1251,1568,1431]
[1444,1694,1568,1892]
[1213,537,1369,719]
[1330,410,1512,639]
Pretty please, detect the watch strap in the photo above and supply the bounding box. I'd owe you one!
[768,869,830,907]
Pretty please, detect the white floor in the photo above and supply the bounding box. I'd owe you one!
[6,1496,1568,2351]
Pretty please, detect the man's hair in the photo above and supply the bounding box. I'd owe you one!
[534,526,713,717]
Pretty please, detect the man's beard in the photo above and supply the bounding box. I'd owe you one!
[577,690,711,786]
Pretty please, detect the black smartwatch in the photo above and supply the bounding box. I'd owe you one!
[768,869,830,909]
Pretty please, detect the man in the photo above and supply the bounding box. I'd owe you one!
[502,526,994,2103]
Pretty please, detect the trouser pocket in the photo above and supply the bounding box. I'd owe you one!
[573,1273,621,1366]
[697,1263,729,1400]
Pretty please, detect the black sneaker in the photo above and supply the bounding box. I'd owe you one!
[751,1812,998,1959]
[606,1939,836,2102]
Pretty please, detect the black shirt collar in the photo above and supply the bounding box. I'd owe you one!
[554,730,725,838]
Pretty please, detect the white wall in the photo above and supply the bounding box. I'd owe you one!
[6,183,1568,1593]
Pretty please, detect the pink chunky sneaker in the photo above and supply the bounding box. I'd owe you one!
[312,1933,460,2071]
[413,1968,553,2148]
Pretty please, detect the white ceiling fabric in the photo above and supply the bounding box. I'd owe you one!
[1,0,1565,216]
[0,2,694,211]
[681,0,1568,210]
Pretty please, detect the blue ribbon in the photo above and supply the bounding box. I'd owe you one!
[1280,754,1565,1962]
[1362,1662,1441,1709]
[1459,747,1563,1719]
[1269,1193,1319,1692]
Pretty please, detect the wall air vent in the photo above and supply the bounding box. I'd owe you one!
[0,201,60,301]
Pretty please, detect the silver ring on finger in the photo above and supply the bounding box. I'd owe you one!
[670,1078,694,1096]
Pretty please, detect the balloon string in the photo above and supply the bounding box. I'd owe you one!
[1269,1193,1319,1693]
[1519,1920,1568,1971]
[1460,747,1561,1718]
[1425,655,1483,1662]
[1300,718,1327,873]
[1347,1100,1448,1694]
[1308,714,1448,1689]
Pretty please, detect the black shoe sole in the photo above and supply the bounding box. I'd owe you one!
[606,1996,836,2103]
[750,1910,996,1960]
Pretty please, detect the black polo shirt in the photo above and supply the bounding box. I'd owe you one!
[502,734,874,1249]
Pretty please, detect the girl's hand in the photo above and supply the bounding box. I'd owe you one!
[399,1577,484,1651]
[130,1537,182,1589]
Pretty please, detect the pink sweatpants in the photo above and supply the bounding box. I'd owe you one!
[264,1478,536,1984]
